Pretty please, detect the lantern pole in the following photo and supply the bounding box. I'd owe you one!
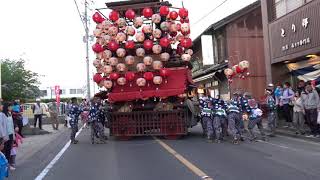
[85,0,91,100]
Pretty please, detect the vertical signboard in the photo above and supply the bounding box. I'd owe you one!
[201,35,215,66]
[54,85,60,105]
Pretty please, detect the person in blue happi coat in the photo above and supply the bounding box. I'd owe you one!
[199,92,215,142]
[68,97,83,144]
[247,99,267,141]
[88,98,107,144]
[212,96,227,143]
[265,88,277,137]
[226,99,242,144]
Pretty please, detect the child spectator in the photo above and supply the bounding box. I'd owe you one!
[0,138,8,180]
[10,127,23,169]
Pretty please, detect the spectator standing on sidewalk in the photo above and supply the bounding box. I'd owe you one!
[297,80,306,94]
[302,84,320,137]
[48,102,59,130]
[292,91,305,135]
[32,99,43,130]
[280,82,294,128]
[0,103,8,146]
[12,100,23,137]
[1,103,15,170]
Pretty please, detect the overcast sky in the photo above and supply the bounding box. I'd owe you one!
[0,0,256,95]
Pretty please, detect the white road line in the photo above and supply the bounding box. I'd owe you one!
[34,126,84,180]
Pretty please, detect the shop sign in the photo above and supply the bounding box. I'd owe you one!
[269,0,320,63]
[280,18,311,52]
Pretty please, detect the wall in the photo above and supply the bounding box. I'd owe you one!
[226,7,266,98]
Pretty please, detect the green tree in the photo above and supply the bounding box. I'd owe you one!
[1,58,41,101]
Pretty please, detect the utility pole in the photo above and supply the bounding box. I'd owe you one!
[84,0,91,100]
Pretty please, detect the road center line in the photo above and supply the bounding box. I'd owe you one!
[35,126,84,180]
[154,137,213,180]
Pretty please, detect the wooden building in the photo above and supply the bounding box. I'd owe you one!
[192,1,267,99]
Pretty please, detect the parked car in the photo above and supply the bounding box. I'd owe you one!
[21,103,50,119]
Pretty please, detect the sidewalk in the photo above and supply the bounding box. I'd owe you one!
[262,119,320,143]
[16,124,69,166]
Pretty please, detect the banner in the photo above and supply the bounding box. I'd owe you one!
[54,85,60,105]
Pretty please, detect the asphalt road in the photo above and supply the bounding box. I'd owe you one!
[9,125,320,180]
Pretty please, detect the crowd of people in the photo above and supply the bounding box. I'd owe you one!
[0,100,24,179]
[274,81,320,137]
[198,80,320,144]
[66,97,108,144]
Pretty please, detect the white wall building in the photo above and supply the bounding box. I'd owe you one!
[40,86,86,100]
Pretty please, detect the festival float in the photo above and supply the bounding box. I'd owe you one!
[92,0,196,140]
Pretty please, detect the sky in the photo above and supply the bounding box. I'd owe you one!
[0,0,257,96]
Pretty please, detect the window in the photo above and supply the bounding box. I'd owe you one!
[40,90,47,97]
[273,0,313,19]
[76,89,83,94]
[70,89,77,94]
[61,89,66,95]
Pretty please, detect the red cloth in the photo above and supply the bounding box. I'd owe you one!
[108,68,188,102]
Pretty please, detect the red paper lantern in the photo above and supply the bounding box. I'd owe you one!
[125,40,135,49]
[180,38,192,48]
[125,9,135,20]
[232,65,242,74]
[159,6,170,17]
[177,23,181,31]
[92,12,105,24]
[184,17,190,23]
[169,11,179,20]
[109,72,120,81]
[160,68,171,77]
[109,10,119,22]
[179,8,189,19]
[160,37,170,47]
[143,40,154,50]
[108,41,119,52]
[92,43,104,53]
[176,43,184,55]
[93,73,103,83]
[143,72,154,81]
[142,7,153,18]
[181,30,190,36]
[125,71,136,82]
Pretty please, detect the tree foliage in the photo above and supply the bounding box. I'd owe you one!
[1,58,41,101]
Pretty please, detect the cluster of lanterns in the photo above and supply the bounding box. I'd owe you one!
[91,5,192,91]
[224,60,250,84]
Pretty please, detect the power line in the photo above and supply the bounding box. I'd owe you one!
[73,0,86,31]
[193,0,229,25]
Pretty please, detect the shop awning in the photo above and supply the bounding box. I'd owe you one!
[286,57,320,86]
[193,72,216,82]
[108,68,190,103]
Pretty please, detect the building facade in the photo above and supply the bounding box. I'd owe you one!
[261,0,320,87]
[40,86,86,100]
[192,1,267,99]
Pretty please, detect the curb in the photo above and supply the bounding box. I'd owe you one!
[275,129,320,143]
[22,126,51,136]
